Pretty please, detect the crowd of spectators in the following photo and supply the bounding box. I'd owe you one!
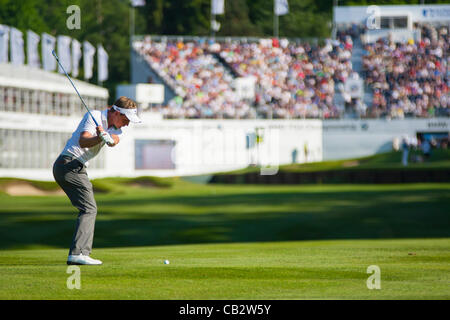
[135,35,354,119]
[362,24,449,118]
[134,23,448,120]
[216,37,353,119]
[135,38,253,119]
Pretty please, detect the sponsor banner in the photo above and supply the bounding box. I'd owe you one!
[234,76,256,101]
[334,4,450,25]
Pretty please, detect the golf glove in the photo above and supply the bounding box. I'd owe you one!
[99,131,114,145]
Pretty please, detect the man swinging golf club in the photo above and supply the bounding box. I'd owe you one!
[53,96,141,265]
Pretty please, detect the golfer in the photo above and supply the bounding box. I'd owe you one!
[53,96,141,265]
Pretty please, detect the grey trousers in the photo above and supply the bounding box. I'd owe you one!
[53,155,97,256]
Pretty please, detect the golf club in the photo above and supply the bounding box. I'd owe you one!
[52,50,99,127]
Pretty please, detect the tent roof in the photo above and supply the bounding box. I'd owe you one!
[0,63,108,99]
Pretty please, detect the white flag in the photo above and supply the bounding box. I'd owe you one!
[97,44,108,82]
[71,39,82,77]
[42,33,56,71]
[131,0,145,7]
[211,20,221,32]
[57,35,72,74]
[27,30,40,68]
[83,40,95,80]
[275,0,289,16]
[0,25,9,63]
[10,27,24,66]
[211,0,224,15]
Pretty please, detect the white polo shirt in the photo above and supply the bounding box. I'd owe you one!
[61,109,122,166]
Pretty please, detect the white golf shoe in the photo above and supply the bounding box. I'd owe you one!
[67,253,102,265]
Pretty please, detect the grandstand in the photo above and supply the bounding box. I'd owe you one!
[132,27,447,120]
[132,35,354,119]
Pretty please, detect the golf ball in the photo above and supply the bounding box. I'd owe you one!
[164,260,170,265]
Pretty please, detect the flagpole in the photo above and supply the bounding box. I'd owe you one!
[211,13,216,38]
[274,13,279,38]
[129,4,136,82]
[273,0,279,38]
[332,0,338,40]
[210,0,215,38]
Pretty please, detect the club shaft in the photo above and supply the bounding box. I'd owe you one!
[52,50,99,127]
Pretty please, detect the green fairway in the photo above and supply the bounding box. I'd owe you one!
[0,181,449,299]
[0,239,449,299]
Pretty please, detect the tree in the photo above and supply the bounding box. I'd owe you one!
[246,0,331,38]
[142,0,210,36]
[217,0,262,36]
[0,0,48,33]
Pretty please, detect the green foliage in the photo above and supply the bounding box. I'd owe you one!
[142,0,210,35]
[217,0,263,36]
[0,0,48,33]
[247,0,332,38]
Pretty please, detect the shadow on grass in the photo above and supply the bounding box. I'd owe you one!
[0,187,449,250]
